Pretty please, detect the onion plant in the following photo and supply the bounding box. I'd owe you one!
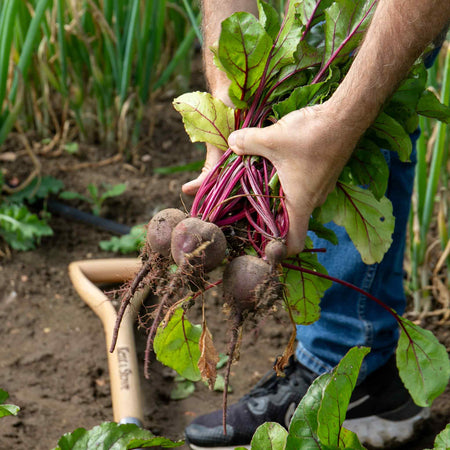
[0,0,201,151]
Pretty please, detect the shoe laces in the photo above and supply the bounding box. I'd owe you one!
[240,358,308,401]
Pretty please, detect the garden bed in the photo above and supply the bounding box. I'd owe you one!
[0,97,449,450]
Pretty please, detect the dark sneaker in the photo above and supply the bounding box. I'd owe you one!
[185,356,429,450]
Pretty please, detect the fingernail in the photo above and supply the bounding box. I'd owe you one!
[228,132,236,147]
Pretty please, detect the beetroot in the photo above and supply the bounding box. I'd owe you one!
[171,218,227,272]
[223,255,270,313]
[147,208,185,256]
[264,239,288,267]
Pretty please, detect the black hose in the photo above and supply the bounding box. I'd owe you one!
[47,198,132,235]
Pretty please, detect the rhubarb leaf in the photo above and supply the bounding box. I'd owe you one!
[396,317,450,407]
[218,12,272,108]
[346,138,389,200]
[173,92,234,150]
[154,308,202,382]
[366,112,412,162]
[250,422,288,450]
[318,182,395,264]
[284,240,332,325]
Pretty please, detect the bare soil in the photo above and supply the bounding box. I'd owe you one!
[0,95,449,450]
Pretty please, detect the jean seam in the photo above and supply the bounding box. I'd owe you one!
[295,341,334,375]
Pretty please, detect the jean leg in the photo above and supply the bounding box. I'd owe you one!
[295,145,417,380]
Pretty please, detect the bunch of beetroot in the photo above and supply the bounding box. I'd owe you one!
[110,0,394,434]
[110,205,287,432]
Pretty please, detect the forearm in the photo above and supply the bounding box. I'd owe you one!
[328,0,450,142]
[201,0,258,99]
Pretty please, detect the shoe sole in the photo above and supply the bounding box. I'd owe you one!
[187,407,430,450]
[344,407,430,448]
[188,445,250,450]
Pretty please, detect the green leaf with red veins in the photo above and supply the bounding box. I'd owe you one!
[53,422,183,449]
[257,0,281,40]
[273,82,326,118]
[153,308,202,382]
[266,1,304,78]
[321,0,376,76]
[367,112,412,162]
[318,182,395,264]
[338,428,366,450]
[286,372,332,450]
[283,240,331,325]
[172,92,234,151]
[286,347,368,450]
[218,12,272,108]
[299,0,334,28]
[250,422,288,450]
[317,347,370,447]
[396,317,450,407]
[346,138,389,200]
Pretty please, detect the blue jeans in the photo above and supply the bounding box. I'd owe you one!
[295,137,418,381]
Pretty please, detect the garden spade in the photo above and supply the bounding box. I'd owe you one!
[68,258,145,426]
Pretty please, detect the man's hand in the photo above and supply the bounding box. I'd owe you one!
[228,103,360,255]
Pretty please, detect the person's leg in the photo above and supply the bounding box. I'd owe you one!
[296,139,418,380]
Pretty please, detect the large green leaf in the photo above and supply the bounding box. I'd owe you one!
[317,347,370,447]
[318,183,395,264]
[396,317,450,407]
[284,240,332,325]
[384,64,427,131]
[153,308,202,382]
[273,82,325,118]
[250,422,288,450]
[173,92,234,150]
[346,138,389,200]
[366,112,412,162]
[257,0,281,41]
[416,89,450,123]
[218,12,272,108]
[0,389,19,418]
[286,347,368,449]
[324,0,375,65]
[286,372,333,450]
[53,422,182,450]
[266,1,304,78]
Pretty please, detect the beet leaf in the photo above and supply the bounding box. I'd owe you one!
[396,316,450,407]
[153,308,202,382]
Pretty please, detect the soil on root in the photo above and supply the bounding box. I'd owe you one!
[0,98,449,450]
